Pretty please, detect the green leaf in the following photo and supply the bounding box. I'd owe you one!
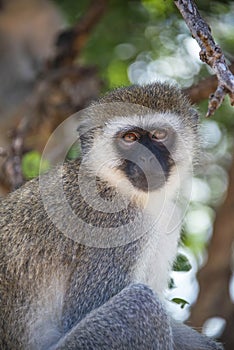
[168,277,176,289]
[173,254,192,272]
[22,151,50,180]
[171,298,189,309]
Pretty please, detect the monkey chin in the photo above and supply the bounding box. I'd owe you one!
[128,172,167,193]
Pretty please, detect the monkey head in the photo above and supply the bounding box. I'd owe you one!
[77,83,199,204]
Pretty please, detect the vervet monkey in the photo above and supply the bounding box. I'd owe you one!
[0,83,223,349]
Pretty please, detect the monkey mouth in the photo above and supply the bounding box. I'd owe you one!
[126,165,167,192]
[132,174,167,192]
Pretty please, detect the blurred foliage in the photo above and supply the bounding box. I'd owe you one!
[22,151,50,180]
[53,0,87,24]
[142,0,175,18]
[54,0,234,90]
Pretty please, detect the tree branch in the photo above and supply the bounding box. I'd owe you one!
[189,151,234,328]
[184,62,234,104]
[174,0,234,116]
[1,119,26,190]
[50,0,107,68]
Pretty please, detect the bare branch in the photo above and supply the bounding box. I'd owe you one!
[189,152,234,328]
[174,0,234,116]
[50,0,107,68]
[184,62,234,104]
[2,119,27,190]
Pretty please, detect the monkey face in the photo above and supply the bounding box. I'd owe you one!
[77,97,197,199]
[115,126,176,192]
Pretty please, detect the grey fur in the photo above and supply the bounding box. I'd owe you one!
[0,83,222,349]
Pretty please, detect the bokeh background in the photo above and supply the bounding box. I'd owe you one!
[0,0,233,348]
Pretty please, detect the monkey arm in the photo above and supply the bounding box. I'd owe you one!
[49,283,222,350]
[171,320,224,350]
[50,283,174,350]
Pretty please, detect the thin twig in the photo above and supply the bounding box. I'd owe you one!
[174,0,234,116]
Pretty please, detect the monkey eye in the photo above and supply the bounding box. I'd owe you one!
[122,132,140,143]
[150,129,168,142]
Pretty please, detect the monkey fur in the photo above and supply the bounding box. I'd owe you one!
[0,83,223,349]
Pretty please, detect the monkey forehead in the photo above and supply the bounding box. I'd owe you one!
[103,112,186,136]
[77,101,197,138]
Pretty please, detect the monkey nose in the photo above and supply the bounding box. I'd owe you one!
[139,155,156,165]
[138,155,161,173]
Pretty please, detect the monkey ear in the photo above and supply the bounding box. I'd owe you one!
[76,120,91,155]
[77,119,102,155]
[76,119,90,137]
[189,108,200,123]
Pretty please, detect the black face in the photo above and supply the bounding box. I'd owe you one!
[115,126,176,192]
